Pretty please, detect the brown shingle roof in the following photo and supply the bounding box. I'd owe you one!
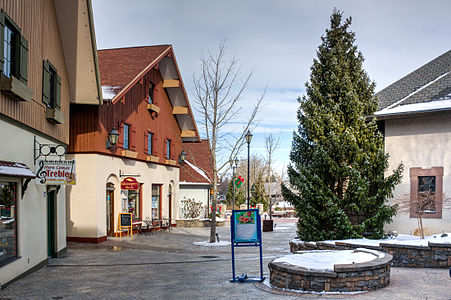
[98,45,170,89]
[180,140,213,184]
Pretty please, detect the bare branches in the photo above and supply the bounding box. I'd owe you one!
[192,40,265,242]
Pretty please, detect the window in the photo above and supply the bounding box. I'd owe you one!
[127,188,141,219]
[147,132,153,155]
[0,10,31,101]
[43,60,64,124]
[418,176,436,213]
[0,181,17,266]
[152,185,161,220]
[148,82,154,104]
[123,124,130,149]
[166,139,171,159]
[410,167,443,219]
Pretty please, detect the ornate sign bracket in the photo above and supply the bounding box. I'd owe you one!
[34,136,67,163]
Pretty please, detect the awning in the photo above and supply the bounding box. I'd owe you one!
[0,160,36,178]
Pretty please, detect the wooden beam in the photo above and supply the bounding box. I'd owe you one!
[163,79,179,88]
[172,106,188,114]
[181,130,196,138]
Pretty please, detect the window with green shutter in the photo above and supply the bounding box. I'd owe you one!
[43,60,64,124]
[0,9,31,102]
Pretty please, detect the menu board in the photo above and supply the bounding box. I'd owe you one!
[233,210,258,243]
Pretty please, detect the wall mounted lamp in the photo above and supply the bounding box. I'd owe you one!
[106,127,119,149]
[179,150,187,163]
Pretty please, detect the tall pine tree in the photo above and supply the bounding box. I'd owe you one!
[282,10,403,241]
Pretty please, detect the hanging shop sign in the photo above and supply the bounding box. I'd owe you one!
[121,177,140,190]
[36,160,76,185]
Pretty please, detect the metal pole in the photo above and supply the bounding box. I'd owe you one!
[232,166,236,211]
[247,142,250,210]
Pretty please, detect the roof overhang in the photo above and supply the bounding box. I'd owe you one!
[0,161,36,178]
[158,56,199,142]
[54,0,102,105]
[371,107,451,121]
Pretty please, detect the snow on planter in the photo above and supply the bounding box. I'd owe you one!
[269,248,392,293]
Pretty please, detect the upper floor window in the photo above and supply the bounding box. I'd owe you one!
[148,82,154,104]
[147,132,153,155]
[42,61,60,109]
[0,10,28,84]
[123,124,130,150]
[166,139,171,159]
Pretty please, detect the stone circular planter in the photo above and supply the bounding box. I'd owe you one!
[268,248,392,293]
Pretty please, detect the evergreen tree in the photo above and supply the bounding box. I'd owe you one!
[282,10,403,241]
[251,171,269,210]
[226,179,246,208]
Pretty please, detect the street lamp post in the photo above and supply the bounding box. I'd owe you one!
[245,130,253,209]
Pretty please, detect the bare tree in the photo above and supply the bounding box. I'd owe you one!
[264,132,280,219]
[397,189,451,239]
[193,41,264,242]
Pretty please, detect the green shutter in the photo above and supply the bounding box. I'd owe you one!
[42,60,50,106]
[55,73,61,110]
[16,35,28,84]
[0,11,5,74]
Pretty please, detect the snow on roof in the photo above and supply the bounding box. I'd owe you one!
[102,86,121,100]
[374,99,451,116]
[184,160,211,182]
[0,161,36,178]
[273,249,378,272]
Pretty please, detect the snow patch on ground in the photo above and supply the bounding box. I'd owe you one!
[273,226,291,230]
[274,249,378,271]
[193,241,231,247]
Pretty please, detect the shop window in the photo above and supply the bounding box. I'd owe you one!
[410,167,443,219]
[123,123,130,149]
[0,181,17,266]
[166,139,171,159]
[127,188,141,220]
[152,185,161,220]
[0,10,31,102]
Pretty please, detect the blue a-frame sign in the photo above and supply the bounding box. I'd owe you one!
[230,209,264,282]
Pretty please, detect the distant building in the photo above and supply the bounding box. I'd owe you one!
[375,50,451,235]
[67,45,199,242]
[0,0,101,285]
[179,140,213,218]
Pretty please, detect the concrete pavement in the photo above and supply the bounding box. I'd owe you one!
[2,219,451,299]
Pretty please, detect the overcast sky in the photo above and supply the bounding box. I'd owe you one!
[92,0,451,175]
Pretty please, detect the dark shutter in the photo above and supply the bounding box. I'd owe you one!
[117,123,124,148]
[16,35,28,84]
[0,12,5,74]
[55,73,61,109]
[42,60,50,106]
[131,127,136,151]
[144,132,148,154]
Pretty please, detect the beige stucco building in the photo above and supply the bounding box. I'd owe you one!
[0,0,101,285]
[376,50,451,235]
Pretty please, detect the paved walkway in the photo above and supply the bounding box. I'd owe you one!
[2,219,451,299]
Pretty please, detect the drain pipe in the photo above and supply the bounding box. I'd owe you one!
[215,233,220,243]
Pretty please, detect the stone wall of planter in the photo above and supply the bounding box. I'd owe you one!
[290,240,451,268]
[176,219,225,227]
[269,249,392,293]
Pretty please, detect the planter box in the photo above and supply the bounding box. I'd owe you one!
[263,219,274,232]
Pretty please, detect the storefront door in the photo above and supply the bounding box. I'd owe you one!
[47,188,57,258]
[106,183,115,236]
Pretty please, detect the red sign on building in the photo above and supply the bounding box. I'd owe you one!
[121,177,140,190]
